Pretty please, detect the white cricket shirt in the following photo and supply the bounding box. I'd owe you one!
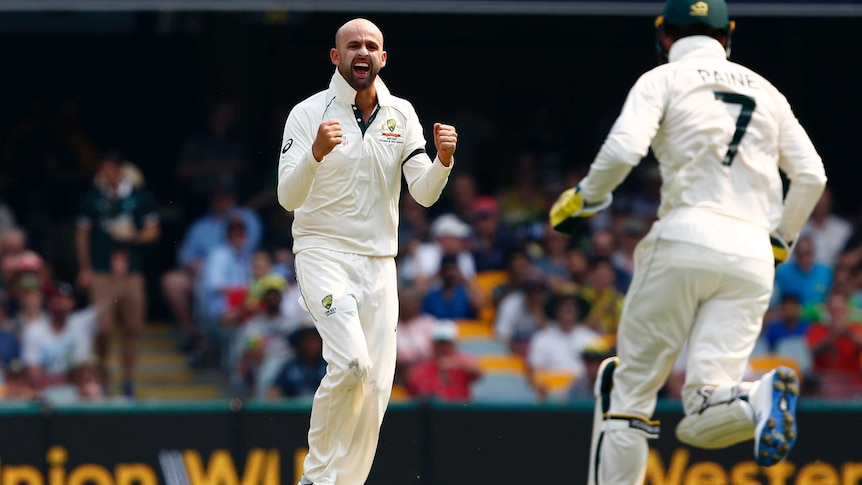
[277,71,452,257]
[580,36,826,261]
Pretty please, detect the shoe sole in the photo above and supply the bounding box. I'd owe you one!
[754,366,799,467]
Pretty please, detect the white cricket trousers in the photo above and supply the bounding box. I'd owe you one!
[294,248,398,485]
[595,235,773,485]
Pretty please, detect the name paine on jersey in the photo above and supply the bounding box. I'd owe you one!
[696,69,759,90]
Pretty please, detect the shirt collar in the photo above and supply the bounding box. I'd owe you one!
[668,35,727,63]
[328,69,393,107]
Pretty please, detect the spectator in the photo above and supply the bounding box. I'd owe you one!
[773,237,832,311]
[175,98,245,217]
[490,248,534,306]
[497,153,548,241]
[763,294,811,353]
[413,214,476,294]
[21,283,96,392]
[807,292,862,398]
[70,356,106,402]
[442,172,479,224]
[0,359,35,400]
[224,249,285,326]
[565,246,591,293]
[232,281,298,398]
[495,273,550,356]
[199,217,253,367]
[527,291,600,399]
[611,216,648,292]
[534,222,573,294]
[269,326,326,399]
[12,273,45,329]
[579,256,625,336]
[395,286,437,385]
[0,200,16,238]
[406,320,482,402]
[161,183,262,360]
[567,339,614,401]
[469,196,518,272]
[421,254,485,321]
[587,229,631,293]
[800,187,851,268]
[75,153,160,398]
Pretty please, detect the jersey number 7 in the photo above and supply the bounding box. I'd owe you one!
[714,91,756,166]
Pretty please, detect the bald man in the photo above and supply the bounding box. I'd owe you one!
[277,18,458,485]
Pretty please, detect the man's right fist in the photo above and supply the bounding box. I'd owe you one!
[312,119,343,162]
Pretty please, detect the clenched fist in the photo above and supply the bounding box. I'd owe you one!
[312,119,343,162]
[434,123,457,167]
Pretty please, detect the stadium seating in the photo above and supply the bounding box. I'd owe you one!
[471,372,537,403]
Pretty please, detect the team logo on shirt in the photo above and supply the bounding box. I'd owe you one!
[322,294,337,315]
[379,119,404,145]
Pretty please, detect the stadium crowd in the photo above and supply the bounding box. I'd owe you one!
[0,97,858,404]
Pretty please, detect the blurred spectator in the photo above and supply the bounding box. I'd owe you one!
[269,326,326,399]
[612,217,648,292]
[565,246,591,293]
[567,339,614,401]
[71,356,106,402]
[497,153,548,242]
[469,196,518,272]
[406,320,482,402]
[763,294,811,353]
[495,273,550,356]
[12,273,45,329]
[588,229,631,293]
[224,249,286,326]
[442,172,480,224]
[395,286,437,385]
[773,237,832,311]
[421,254,484,321]
[534,223,572,294]
[161,183,262,356]
[0,359,35,400]
[413,214,476,294]
[176,98,244,217]
[579,256,625,335]
[490,248,534,306]
[21,283,95,392]
[0,200,16,238]
[807,292,862,398]
[527,291,600,399]
[198,217,253,368]
[799,187,851,268]
[232,281,298,398]
[75,153,160,398]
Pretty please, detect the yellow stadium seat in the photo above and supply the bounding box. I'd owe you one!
[748,355,802,383]
[532,370,578,394]
[455,319,495,340]
[474,270,509,326]
[391,384,411,401]
[478,354,527,374]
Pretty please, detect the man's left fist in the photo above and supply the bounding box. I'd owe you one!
[434,123,457,167]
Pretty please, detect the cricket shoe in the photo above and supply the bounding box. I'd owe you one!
[752,366,799,467]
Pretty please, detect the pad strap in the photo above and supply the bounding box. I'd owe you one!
[603,414,661,439]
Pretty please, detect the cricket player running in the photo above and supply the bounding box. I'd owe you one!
[277,18,457,485]
[549,1,826,483]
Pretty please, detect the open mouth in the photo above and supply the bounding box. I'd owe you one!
[353,62,370,75]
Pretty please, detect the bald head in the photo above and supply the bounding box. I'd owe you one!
[335,18,383,49]
[331,18,387,91]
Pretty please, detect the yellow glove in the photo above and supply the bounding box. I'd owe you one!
[549,186,612,236]
[770,234,792,268]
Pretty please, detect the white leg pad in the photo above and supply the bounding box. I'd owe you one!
[676,384,756,449]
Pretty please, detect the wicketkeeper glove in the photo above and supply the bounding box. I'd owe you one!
[770,233,792,268]
[549,185,613,236]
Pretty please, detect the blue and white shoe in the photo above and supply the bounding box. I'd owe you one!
[752,366,799,466]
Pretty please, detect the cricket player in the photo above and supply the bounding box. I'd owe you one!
[277,18,457,485]
[548,0,827,483]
